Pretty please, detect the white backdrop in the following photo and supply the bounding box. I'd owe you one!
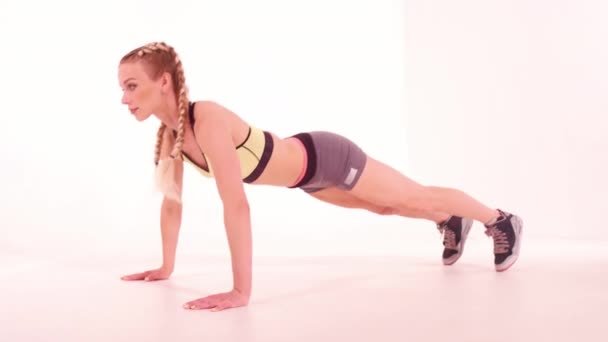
[0,0,409,260]
[1,1,606,265]
[403,0,608,243]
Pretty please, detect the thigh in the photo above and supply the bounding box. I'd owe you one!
[306,186,388,213]
[306,186,364,209]
[349,156,430,208]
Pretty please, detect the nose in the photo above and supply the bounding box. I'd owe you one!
[121,92,129,105]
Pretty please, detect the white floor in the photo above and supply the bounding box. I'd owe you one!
[2,238,607,342]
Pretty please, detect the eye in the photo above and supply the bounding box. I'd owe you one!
[127,84,137,91]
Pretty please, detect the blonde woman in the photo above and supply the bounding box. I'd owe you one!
[117,42,523,312]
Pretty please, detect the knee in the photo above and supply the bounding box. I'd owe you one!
[364,203,395,215]
[377,206,397,215]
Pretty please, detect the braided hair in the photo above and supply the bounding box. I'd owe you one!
[120,42,189,202]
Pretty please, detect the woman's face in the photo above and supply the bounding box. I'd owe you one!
[118,61,163,122]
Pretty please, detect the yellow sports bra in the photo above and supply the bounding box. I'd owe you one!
[181,102,274,184]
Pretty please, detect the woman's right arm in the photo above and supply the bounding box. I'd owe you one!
[158,166,183,274]
[121,128,184,281]
[158,126,185,274]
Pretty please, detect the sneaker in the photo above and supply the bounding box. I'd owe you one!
[437,216,474,265]
[484,209,523,272]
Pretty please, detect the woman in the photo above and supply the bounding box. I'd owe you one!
[118,42,523,312]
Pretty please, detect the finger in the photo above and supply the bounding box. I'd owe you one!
[144,272,162,281]
[121,272,148,281]
[184,297,215,310]
[211,300,232,312]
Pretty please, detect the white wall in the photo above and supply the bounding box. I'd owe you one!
[403,0,608,242]
[2,0,605,266]
[0,0,409,260]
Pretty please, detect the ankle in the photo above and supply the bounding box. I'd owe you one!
[484,210,504,226]
[436,214,452,226]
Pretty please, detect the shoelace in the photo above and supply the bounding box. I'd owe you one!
[485,226,510,254]
[438,224,458,249]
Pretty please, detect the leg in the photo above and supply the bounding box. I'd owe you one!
[348,155,523,271]
[349,156,501,225]
[293,130,520,271]
[306,186,451,223]
[308,186,474,266]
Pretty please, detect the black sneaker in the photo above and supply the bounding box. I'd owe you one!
[437,216,473,265]
[484,209,523,272]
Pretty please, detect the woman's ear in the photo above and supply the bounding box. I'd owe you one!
[159,72,173,94]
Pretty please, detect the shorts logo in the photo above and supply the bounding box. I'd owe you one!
[344,167,358,186]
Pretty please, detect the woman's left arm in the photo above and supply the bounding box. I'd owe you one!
[184,101,252,311]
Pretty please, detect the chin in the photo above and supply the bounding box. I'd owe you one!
[135,112,152,122]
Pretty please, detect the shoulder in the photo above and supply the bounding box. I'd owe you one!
[189,100,233,145]
[191,100,228,122]
[190,100,242,134]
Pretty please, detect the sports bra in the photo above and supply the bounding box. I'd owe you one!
[179,102,274,184]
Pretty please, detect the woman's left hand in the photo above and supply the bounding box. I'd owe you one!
[183,289,250,312]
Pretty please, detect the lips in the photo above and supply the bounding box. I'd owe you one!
[129,107,139,114]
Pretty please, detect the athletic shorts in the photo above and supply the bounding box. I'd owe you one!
[288,131,367,193]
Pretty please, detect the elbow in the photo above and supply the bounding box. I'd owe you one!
[225,197,250,217]
[162,197,183,216]
[236,198,251,215]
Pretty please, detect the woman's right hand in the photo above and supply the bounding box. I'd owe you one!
[120,267,173,281]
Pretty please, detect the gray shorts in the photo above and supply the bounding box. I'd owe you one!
[288,131,368,193]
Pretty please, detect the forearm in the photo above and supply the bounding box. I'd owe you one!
[160,197,183,271]
[223,200,252,297]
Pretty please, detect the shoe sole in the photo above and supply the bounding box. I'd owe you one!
[442,218,474,266]
[495,215,523,272]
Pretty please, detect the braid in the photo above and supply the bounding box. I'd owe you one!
[123,41,190,202]
[170,53,188,160]
[154,123,166,165]
[137,41,171,56]
[132,41,189,163]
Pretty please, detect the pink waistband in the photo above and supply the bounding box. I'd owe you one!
[290,137,308,187]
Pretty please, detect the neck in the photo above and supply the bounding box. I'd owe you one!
[154,93,182,130]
